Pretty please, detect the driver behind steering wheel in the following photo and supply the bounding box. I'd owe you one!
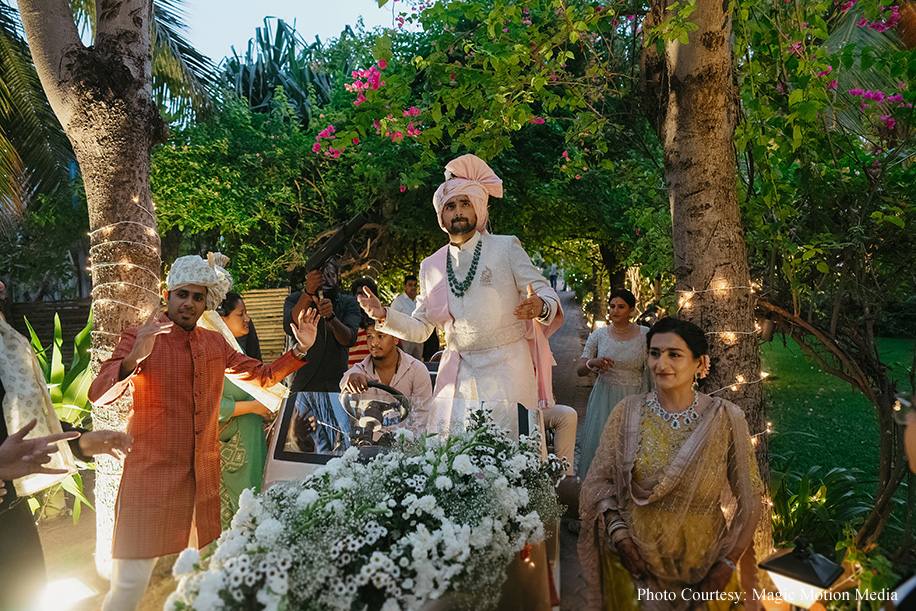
[341,321,433,398]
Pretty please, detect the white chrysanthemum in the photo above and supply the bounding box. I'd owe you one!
[296,488,319,509]
[256,588,283,611]
[173,547,200,577]
[254,518,284,545]
[452,454,476,475]
[434,475,453,490]
[343,446,360,461]
[381,598,401,611]
[333,477,356,491]
[393,428,415,442]
[192,590,223,610]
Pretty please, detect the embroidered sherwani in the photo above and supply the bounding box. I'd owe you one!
[378,232,560,429]
[88,318,304,559]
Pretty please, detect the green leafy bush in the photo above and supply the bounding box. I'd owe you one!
[771,461,872,558]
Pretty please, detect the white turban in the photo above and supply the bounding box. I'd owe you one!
[165,252,232,311]
[432,154,503,234]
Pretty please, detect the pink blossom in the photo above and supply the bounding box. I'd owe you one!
[311,143,321,153]
[789,41,804,54]
[530,117,546,125]
[827,79,838,90]
[610,19,619,26]
[391,131,404,143]
[575,174,582,179]
[849,88,865,96]
[354,93,367,106]
[816,66,833,77]
[378,59,387,70]
[880,115,896,129]
[776,83,785,93]
[561,150,569,159]
[317,125,336,139]
[407,124,422,138]
[887,94,903,103]
[839,0,857,11]
[352,138,360,145]
[399,186,407,192]
[864,90,886,103]
[856,17,869,27]
[329,148,341,159]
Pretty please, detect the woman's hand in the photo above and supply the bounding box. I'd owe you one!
[357,286,387,322]
[588,357,614,372]
[615,537,649,581]
[698,561,735,594]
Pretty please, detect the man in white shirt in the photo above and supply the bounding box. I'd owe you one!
[357,154,563,436]
[340,323,432,398]
[389,275,425,360]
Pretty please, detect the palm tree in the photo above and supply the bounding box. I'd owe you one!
[0,0,215,226]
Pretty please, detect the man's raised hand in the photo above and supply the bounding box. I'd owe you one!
[291,307,320,353]
[515,283,546,320]
[357,286,387,322]
[118,306,171,379]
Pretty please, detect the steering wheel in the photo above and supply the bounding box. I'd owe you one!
[340,381,411,445]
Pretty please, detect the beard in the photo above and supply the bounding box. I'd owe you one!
[448,217,474,235]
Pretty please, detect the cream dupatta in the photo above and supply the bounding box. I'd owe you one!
[0,313,77,496]
[578,394,762,611]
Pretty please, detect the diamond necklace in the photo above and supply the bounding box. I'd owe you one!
[446,239,482,298]
[647,391,700,430]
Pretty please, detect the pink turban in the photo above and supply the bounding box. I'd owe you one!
[432,154,503,233]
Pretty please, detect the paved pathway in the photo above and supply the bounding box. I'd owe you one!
[549,289,594,610]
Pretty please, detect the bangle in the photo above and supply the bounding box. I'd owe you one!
[292,346,308,361]
[721,558,737,572]
[539,298,550,318]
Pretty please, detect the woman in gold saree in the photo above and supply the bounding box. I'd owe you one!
[578,317,763,610]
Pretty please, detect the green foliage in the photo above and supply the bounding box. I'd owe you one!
[0,180,89,300]
[829,525,900,610]
[23,310,94,523]
[24,311,93,426]
[770,462,872,557]
[219,18,345,126]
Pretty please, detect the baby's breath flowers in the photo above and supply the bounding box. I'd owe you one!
[168,409,565,611]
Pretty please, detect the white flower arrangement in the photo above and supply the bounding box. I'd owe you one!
[168,409,566,610]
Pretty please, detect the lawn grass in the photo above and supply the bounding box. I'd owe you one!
[761,336,915,553]
[762,336,915,479]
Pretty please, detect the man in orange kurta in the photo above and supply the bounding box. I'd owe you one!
[89,255,319,610]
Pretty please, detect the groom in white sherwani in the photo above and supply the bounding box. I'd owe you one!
[357,154,567,436]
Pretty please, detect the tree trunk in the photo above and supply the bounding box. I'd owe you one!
[19,0,164,577]
[642,0,771,551]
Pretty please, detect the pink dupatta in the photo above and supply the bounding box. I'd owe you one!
[424,244,564,409]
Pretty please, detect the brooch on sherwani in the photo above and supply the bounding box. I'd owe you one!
[480,267,493,286]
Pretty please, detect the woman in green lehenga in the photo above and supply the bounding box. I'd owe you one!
[217,293,271,529]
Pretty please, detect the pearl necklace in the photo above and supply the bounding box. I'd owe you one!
[610,322,631,335]
[647,391,700,430]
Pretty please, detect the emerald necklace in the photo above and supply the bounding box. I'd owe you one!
[446,239,482,297]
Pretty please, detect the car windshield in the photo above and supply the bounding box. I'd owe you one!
[273,392,522,464]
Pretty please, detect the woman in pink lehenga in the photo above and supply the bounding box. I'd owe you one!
[578,318,763,611]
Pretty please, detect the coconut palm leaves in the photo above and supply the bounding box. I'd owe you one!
[0,2,74,228]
